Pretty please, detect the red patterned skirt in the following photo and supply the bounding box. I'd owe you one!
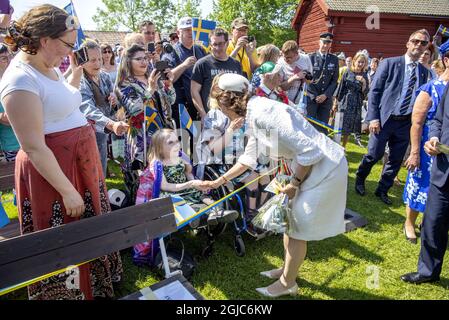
[15,125,122,300]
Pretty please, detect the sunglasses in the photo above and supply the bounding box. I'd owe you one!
[102,50,112,54]
[409,39,429,46]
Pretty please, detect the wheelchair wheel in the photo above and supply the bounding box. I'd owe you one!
[234,235,245,257]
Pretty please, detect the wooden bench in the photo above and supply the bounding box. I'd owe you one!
[0,197,176,290]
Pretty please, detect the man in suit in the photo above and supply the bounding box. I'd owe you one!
[355,29,430,205]
[401,63,449,284]
[307,32,339,133]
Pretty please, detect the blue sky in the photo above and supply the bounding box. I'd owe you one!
[10,0,214,30]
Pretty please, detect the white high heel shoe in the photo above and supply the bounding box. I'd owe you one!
[256,283,298,298]
[260,269,283,279]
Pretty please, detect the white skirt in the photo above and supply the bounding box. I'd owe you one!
[287,157,348,241]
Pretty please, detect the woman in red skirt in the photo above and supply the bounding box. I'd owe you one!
[0,4,122,300]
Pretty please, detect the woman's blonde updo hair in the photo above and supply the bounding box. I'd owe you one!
[5,4,73,55]
[209,73,251,117]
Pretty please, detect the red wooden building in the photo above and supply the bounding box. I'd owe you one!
[291,0,449,58]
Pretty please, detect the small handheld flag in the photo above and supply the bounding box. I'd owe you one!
[64,1,86,50]
[145,105,163,134]
[0,200,9,228]
[170,195,197,229]
[192,18,217,48]
[438,25,449,37]
[179,104,197,137]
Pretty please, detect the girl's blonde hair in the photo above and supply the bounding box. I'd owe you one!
[149,128,175,162]
[350,52,369,72]
[257,44,280,64]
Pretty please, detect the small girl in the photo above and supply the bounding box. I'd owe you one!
[136,128,236,225]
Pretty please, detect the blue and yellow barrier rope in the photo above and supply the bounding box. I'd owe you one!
[0,259,96,296]
[304,115,342,137]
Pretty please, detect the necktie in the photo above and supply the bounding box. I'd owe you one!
[399,63,417,115]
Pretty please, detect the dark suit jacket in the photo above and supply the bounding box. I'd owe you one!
[366,56,429,126]
[429,84,449,188]
[307,52,339,99]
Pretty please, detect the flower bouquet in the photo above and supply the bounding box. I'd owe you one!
[251,175,292,234]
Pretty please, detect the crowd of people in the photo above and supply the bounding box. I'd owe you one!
[0,3,449,299]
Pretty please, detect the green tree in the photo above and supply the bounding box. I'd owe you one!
[210,0,297,47]
[93,0,175,32]
[169,0,203,33]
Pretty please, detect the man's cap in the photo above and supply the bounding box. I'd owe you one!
[440,39,449,56]
[320,32,334,42]
[231,17,249,29]
[337,52,346,60]
[177,17,193,29]
[218,73,250,93]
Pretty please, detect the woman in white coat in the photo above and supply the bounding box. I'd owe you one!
[199,73,348,297]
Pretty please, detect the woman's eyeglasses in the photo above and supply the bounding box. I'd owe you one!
[58,38,76,50]
[132,56,149,62]
[102,50,112,54]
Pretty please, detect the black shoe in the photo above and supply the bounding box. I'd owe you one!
[403,224,417,244]
[375,190,392,205]
[400,272,440,284]
[355,178,365,196]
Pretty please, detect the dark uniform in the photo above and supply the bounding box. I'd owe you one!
[307,33,339,133]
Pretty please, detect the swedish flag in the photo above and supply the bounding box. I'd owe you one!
[145,105,162,134]
[438,25,449,37]
[179,104,197,137]
[63,1,86,50]
[170,195,197,228]
[192,18,217,48]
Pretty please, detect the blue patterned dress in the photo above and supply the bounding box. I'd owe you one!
[403,79,448,212]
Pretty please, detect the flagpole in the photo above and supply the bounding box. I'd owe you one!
[192,21,196,59]
[179,104,185,155]
[143,107,147,168]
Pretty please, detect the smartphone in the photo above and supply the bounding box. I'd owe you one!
[147,42,155,53]
[155,60,169,80]
[0,0,10,14]
[74,47,89,66]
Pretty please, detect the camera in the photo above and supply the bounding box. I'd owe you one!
[147,42,155,53]
[247,35,255,43]
[157,39,174,54]
[155,60,169,80]
[304,71,313,81]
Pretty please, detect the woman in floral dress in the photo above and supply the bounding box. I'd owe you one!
[403,50,449,243]
[117,44,176,202]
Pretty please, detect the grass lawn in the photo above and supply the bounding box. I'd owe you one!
[2,136,449,300]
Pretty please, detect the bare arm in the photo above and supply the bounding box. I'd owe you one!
[3,91,85,216]
[67,54,83,89]
[160,172,194,192]
[405,91,432,170]
[191,80,207,119]
[0,112,10,125]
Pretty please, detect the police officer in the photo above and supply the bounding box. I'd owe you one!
[307,32,339,133]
